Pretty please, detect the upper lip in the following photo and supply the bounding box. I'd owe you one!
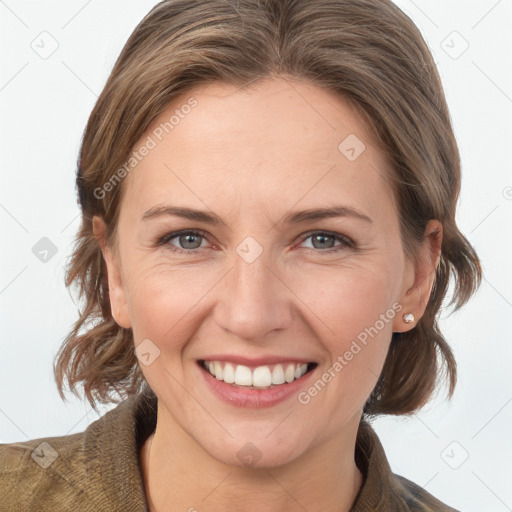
[198,355,317,367]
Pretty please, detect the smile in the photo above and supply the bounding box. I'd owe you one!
[199,360,318,389]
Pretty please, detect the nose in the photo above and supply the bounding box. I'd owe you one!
[213,246,293,341]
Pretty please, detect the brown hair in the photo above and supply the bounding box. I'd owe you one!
[54,0,481,415]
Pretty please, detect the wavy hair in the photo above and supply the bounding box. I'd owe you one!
[54,0,481,414]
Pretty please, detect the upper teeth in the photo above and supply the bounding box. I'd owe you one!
[203,361,310,388]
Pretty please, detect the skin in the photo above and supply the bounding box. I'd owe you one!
[93,77,442,512]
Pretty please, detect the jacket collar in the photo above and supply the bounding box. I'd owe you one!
[83,386,394,511]
[83,385,157,509]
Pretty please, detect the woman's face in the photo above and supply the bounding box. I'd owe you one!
[96,78,433,467]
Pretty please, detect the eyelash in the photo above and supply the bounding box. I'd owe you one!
[156,229,355,256]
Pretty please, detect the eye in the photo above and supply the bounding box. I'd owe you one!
[157,230,210,254]
[298,231,354,253]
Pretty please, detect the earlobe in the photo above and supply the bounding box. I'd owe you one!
[92,216,132,329]
[392,220,443,333]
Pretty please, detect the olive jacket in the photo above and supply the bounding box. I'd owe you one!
[0,386,459,511]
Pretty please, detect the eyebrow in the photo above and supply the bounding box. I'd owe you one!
[141,204,372,226]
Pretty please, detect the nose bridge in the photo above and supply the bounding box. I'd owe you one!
[215,236,290,340]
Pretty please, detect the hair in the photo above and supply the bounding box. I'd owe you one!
[54,0,481,415]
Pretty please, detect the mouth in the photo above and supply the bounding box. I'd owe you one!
[197,359,318,390]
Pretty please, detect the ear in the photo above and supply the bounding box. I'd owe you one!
[92,215,132,329]
[392,220,442,333]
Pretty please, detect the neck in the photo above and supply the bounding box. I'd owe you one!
[141,406,364,512]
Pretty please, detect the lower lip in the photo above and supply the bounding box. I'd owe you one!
[197,361,317,409]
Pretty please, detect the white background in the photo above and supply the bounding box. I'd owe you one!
[1,1,511,510]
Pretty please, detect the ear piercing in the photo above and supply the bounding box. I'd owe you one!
[403,313,415,323]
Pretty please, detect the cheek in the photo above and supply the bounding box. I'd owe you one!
[292,261,400,404]
[123,260,213,345]
[295,258,400,341]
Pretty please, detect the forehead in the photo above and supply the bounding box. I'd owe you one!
[121,78,394,222]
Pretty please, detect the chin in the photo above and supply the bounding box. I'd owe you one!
[201,429,306,469]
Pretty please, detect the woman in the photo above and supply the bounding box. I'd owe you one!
[0,0,481,510]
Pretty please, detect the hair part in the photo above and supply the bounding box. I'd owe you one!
[54,0,481,414]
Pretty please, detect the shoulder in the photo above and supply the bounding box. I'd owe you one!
[0,432,93,511]
[390,473,461,512]
[0,388,156,511]
[354,420,461,512]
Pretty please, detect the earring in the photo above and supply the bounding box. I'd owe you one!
[403,313,415,323]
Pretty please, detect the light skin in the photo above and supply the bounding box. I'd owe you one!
[93,77,442,512]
